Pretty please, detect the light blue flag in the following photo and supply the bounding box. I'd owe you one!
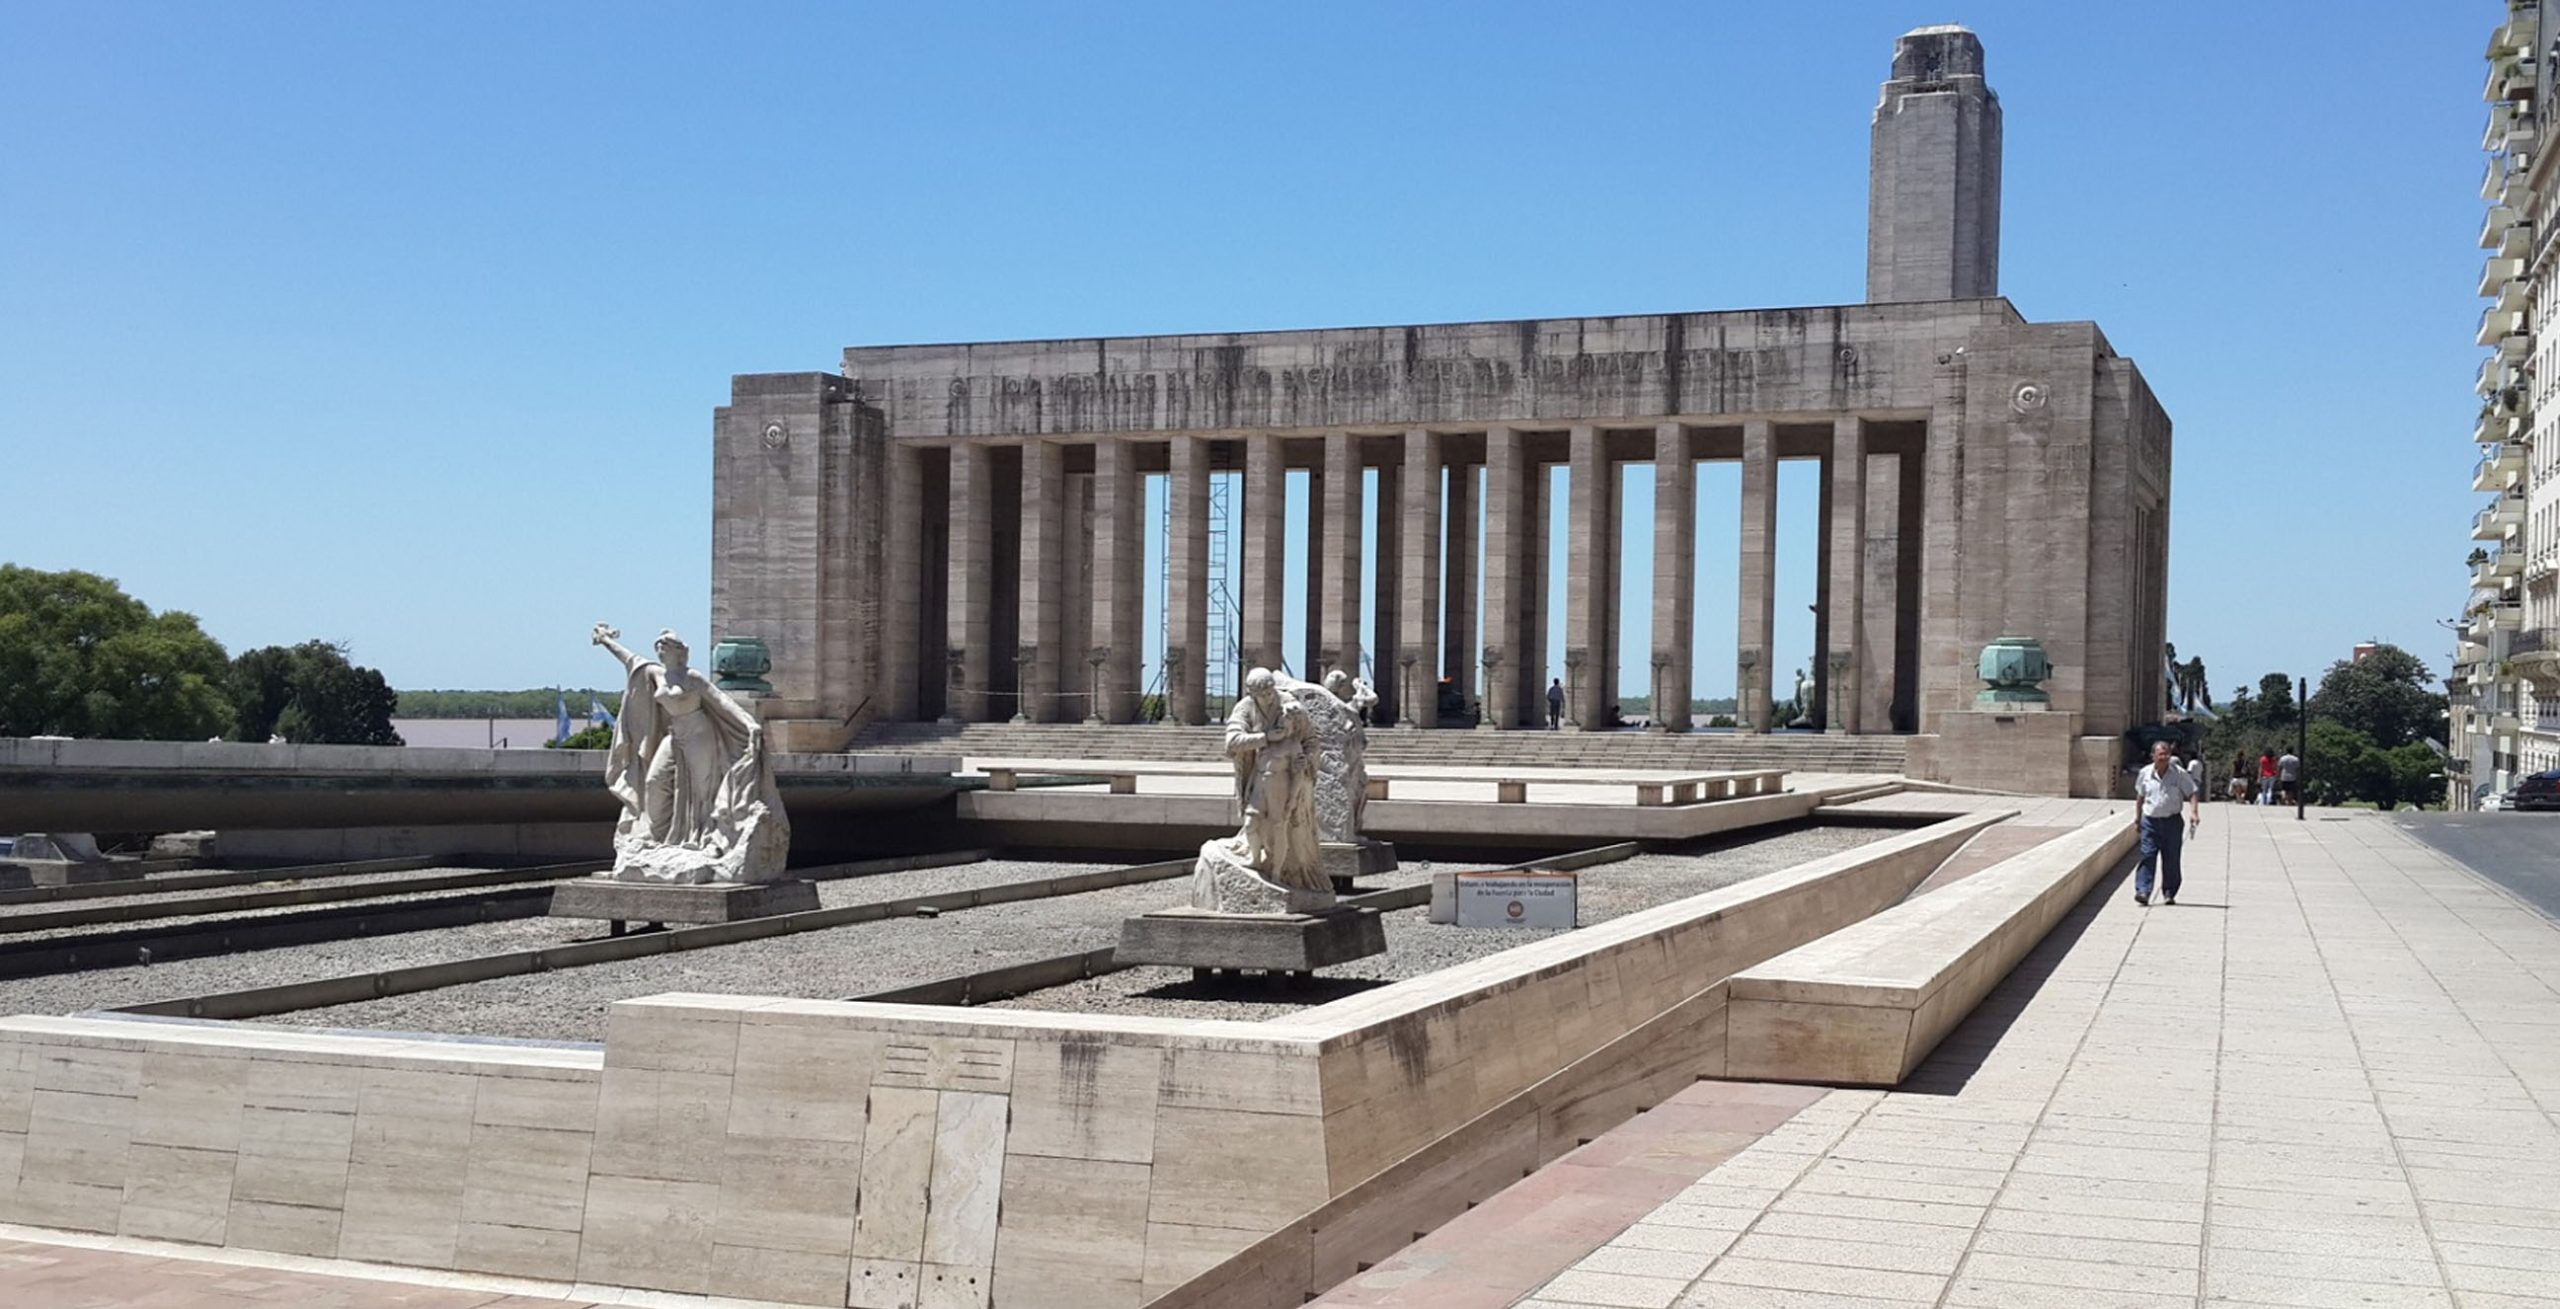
[590,697,616,729]
[555,693,572,744]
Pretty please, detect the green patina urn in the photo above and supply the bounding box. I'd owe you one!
[1976,635,2051,706]
[710,637,774,694]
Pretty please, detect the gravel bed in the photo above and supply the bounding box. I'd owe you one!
[0,858,1115,1020]
[986,825,1891,1021]
[257,860,1176,1041]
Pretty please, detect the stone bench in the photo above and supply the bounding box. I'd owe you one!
[1721,813,2137,1086]
[1362,767,1785,806]
[971,758,1229,795]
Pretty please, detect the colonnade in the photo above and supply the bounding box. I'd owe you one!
[921,417,1925,734]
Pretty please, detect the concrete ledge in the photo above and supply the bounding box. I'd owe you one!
[1722,812,2136,1086]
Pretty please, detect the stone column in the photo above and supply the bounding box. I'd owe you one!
[1241,433,1288,673]
[1444,459,1477,701]
[1826,416,1866,733]
[1017,440,1066,722]
[1651,422,1695,732]
[1320,431,1364,681]
[1090,438,1144,723]
[1167,435,1211,725]
[1860,451,1901,734]
[1373,459,1402,725]
[883,442,924,720]
[1303,460,1326,680]
[1567,425,1612,730]
[1479,426,1524,729]
[1738,419,1777,732]
[1400,429,1442,727]
[943,442,994,723]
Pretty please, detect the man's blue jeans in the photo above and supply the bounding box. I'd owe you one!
[2136,815,2185,900]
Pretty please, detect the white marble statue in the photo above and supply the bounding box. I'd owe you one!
[591,623,790,884]
[1191,667,1328,913]
[1310,669,1377,840]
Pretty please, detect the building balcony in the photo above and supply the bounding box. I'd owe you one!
[2501,329,2533,362]
[2512,626,2560,693]
[2497,542,2527,578]
[2476,495,2526,540]
[2481,254,2525,296]
[2483,203,2522,248]
[2480,305,2526,345]
[2487,106,2516,151]
[2497,274,2531,316]
[2476,445,2526,491]
[2509,113,2541,154]
[2475,552,2504,588]
[2494,8,2540,58]
[2498,218,2533,259]
[2477,405,2527,444]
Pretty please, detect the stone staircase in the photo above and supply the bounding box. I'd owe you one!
[850,720,1911,774]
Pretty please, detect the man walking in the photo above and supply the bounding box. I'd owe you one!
[1547,678,1565,730]
[2277,747,2301,806]
[2135,740,2202,906]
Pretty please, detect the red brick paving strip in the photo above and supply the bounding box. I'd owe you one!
[1309,1080,1827,1309]
[0,1238,594,1309]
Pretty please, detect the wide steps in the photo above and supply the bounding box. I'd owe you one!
[849,722,1908,773]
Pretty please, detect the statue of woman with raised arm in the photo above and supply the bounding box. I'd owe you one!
[590,623,789,884]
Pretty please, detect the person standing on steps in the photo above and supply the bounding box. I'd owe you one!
[1547,678,1565,730]
[2134,739,2202,907]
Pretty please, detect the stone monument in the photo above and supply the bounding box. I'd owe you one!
[548,623,814,930]
[1117,667,1387,977]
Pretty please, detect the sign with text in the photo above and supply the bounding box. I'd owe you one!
[1449,872,1578,929]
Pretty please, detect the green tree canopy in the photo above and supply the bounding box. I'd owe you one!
[228,641,402,746]
[2306,644,2445,751]
[0,566,235,740]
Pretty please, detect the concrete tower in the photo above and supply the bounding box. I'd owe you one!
[1866,24,2002,303]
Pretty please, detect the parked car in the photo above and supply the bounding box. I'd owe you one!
[2474,783,2507,812]
[2508,770,2560,811]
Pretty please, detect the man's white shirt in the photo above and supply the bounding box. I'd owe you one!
[2136,764,2199,819]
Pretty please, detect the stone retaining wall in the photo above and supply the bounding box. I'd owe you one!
[0,811,2005,1307]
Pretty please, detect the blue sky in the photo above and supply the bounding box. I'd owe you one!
[0,2,2487,706]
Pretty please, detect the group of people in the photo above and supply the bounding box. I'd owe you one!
[2156,746,2299,806]
[2228,749,2300,806]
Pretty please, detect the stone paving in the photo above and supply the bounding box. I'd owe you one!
[1509,805,2560,1308]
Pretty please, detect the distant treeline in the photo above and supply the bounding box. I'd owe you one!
[1613,697,1743,715]
[397,689,623,719]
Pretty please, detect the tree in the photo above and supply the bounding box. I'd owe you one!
[2305,720,2387,807]
[226,641,402,746]
[546,723,614,750]
[2383,742,2445,810]
[2255,673,2295,725]
[2307,644,2445,751]
[0,565,234,740]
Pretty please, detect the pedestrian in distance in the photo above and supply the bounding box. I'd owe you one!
[2278,747,2301,807]
[2134,740,2202,906]
[2184,751,2206,797]
[1546,678,1565,730]
[2258,750,2278,805]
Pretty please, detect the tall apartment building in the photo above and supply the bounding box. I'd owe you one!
[2460,1,2555,803]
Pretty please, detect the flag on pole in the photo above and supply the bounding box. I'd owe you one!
[590,697,616,729]
[554,693,572,745]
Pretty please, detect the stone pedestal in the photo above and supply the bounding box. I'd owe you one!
[1907,707,2093,797]
[1115,906,1387,975]
[549,878,819,932]
[1321,838,1398,894]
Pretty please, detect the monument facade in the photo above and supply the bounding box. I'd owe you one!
[707,26,2171,797]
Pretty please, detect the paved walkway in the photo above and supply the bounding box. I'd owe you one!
[1501,805,2560,1308]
